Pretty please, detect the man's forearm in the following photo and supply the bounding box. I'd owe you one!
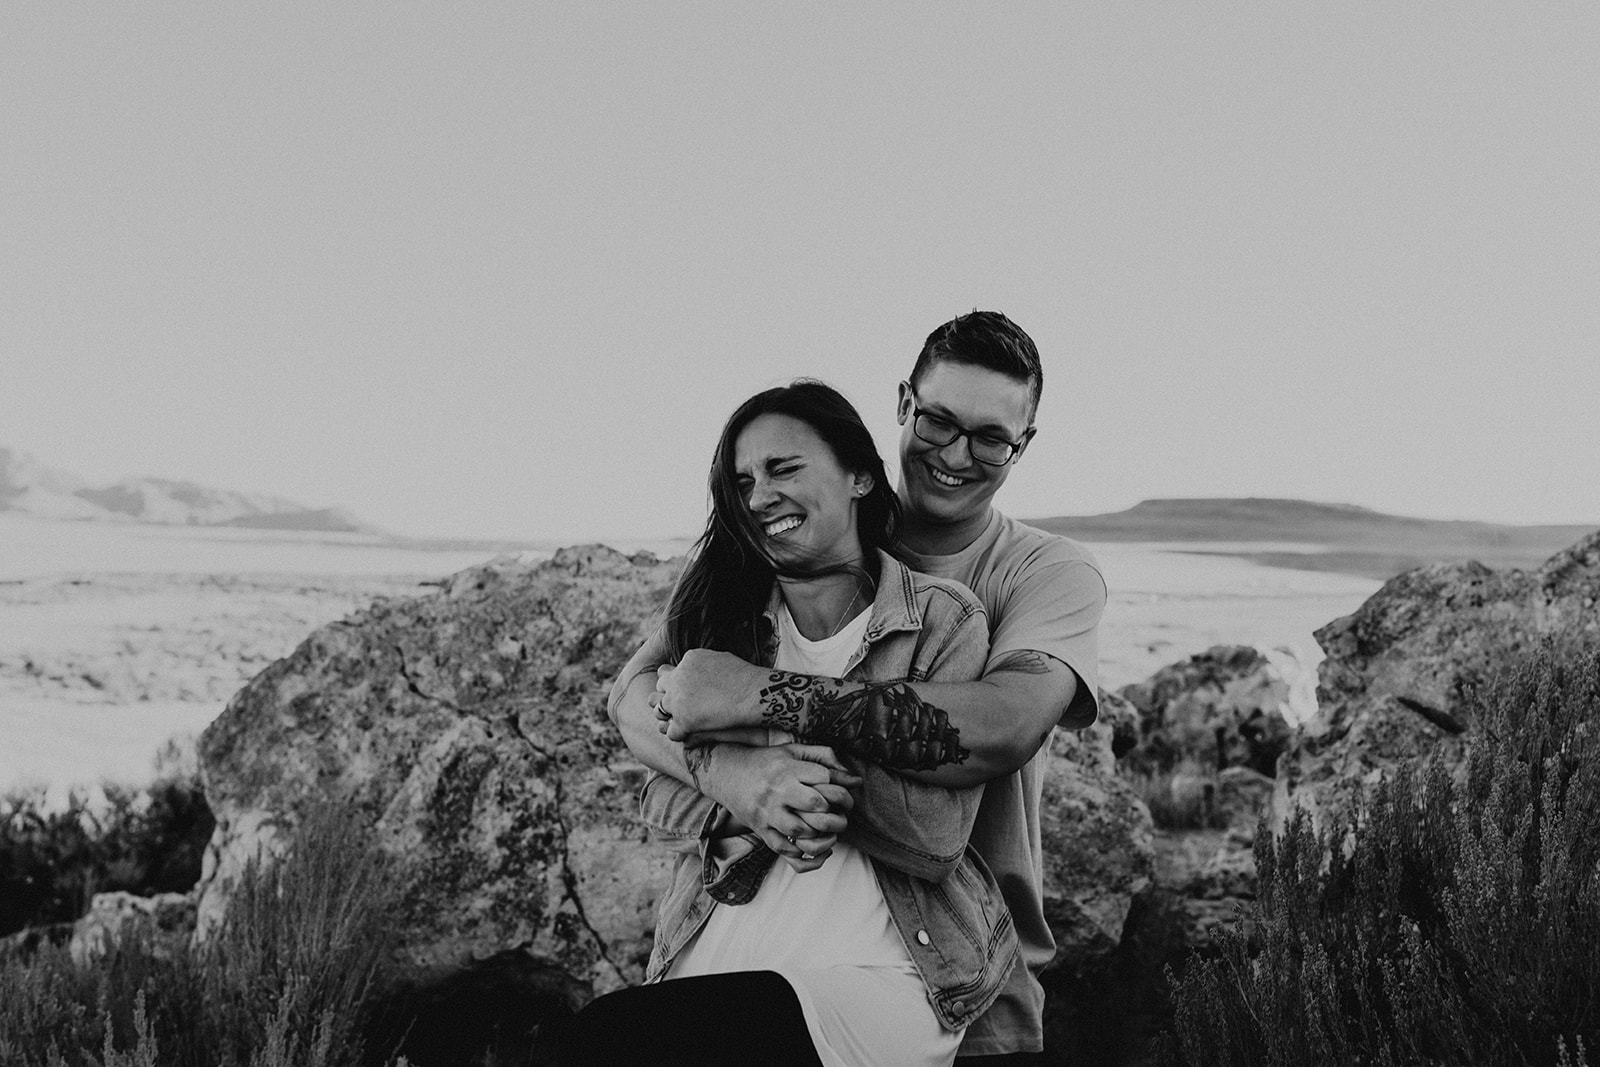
[762,672,971,772]
[762,652,1074,788]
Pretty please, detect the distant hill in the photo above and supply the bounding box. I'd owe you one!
[1029,498,1599,580]
[0,446,378,534]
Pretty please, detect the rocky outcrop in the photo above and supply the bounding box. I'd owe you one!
[1040,690,1154,969]
[70,890,195,964]
[197,546,676,1009]
[1273,529,1600,836]
[196,545,1153,1020]
[1117,645,1292,779]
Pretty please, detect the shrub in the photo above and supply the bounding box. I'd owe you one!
[0,804,405,1067]
[1126,757,1230,831]
[1161,644,1600,1066]
[0,752,214,937]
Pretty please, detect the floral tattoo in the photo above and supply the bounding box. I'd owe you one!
[758,672,969,771]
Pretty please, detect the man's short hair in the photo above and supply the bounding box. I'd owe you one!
[909,310,1043,417]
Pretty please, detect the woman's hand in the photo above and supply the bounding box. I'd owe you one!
[694,743,860,872]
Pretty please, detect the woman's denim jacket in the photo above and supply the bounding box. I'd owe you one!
[624,551,1020,1032]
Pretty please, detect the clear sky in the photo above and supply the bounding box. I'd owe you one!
[4,4,1597,542]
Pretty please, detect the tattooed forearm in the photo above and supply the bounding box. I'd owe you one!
[758,677,969,771]
[684,742,716,792]
[758,672,814,736]
[986,650,1053,677]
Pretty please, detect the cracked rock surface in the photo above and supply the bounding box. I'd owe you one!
[1273,528,1600,835]
[196,545,676,1003]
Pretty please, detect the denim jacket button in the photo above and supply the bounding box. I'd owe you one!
[916,929,931,946]
[952,1000,966,1015]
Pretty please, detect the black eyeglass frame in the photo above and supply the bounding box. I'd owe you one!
[905,388,1034,467]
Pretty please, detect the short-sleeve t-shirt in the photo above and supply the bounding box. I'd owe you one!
[897,508,1107,1057]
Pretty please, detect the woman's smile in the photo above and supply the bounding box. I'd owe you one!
[735,413,865,569]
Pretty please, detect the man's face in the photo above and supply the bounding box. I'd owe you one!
[896,361,1035,529]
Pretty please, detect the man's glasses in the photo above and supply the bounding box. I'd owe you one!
[907,392,1028,467]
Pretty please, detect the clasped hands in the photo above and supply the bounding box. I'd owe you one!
[653,650,856,873]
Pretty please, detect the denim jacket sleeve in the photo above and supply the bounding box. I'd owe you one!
[639,770,776,905]
[638,769,718,855]
[839,594,992,883]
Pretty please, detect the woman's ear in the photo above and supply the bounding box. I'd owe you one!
[852,472,874,498]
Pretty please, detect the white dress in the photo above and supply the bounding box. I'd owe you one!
[666,603,964,1067]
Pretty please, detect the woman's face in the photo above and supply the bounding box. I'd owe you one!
[732,413,869,570]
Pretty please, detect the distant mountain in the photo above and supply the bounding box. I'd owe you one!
[1029,498,1599,580]
[0,447,378,534]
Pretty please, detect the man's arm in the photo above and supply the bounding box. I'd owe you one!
[660,553,1106,788]
[660,647,1081,789]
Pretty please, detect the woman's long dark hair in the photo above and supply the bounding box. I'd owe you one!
[664,380,901,662]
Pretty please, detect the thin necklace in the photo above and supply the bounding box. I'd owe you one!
[789,582,864,641]
[826,584,863,638]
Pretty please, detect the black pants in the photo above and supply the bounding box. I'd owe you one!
[558,970,824,1067]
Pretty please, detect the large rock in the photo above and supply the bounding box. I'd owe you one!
[197,545,1153,1018]
[1273,529,1600,835]
[1040,692,1154,970]
[197,546,677,1010]
[1118,645,1293,779]
[70,890,196,964]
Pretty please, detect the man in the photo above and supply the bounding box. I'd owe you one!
[609,310,1106,1061]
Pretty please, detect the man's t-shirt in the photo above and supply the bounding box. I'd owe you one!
[897,508,1106,1057]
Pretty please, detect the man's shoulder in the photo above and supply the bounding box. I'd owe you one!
[988,510,1102,578]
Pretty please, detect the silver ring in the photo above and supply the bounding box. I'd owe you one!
[800,852,816,861]
[785,834,796,847]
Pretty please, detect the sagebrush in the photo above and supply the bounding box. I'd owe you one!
[1162,644,1600,1067]
[0,805,404,1067]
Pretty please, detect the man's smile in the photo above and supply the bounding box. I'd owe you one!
[925,463,973,489]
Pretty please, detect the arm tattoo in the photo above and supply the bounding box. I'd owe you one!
[986,650,1053,677]
[684,743,716,792]
[758,672,815,736]
[760,673,969,771]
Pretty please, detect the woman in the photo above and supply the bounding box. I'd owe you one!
[564,381,1017,1067]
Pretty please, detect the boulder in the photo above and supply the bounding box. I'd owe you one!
[1273,529,1600,836]
[196,545,1153,1021]
[1118,645,1293,779]
[197,546,677,1012]
[1040,698,1155,970]
[69,890,195,964]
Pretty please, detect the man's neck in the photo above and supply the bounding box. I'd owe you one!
[898,504,994,558]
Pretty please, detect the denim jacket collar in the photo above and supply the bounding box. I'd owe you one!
[755,549,923,668]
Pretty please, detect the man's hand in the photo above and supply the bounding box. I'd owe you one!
[698,743,860,872]
[655,649,771,739]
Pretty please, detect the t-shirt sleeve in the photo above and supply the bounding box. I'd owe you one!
[986,553,1107,728]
